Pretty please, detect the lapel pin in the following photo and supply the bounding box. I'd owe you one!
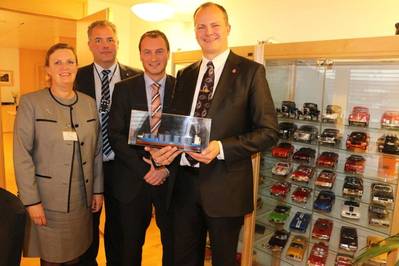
[232,68,238,74]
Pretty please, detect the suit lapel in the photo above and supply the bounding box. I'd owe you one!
[208,52,240,118]
[163,75,174,111]
[174,62,201,115]
[119,63,131,79]
[132,74,148,111]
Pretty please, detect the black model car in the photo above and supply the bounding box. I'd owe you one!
[339,226,358,252]
[369,204,390,227]
[318,128,341,145]
[292,147,316,163]
[346,131,369,151]
[268,229,290,251]
[371,183,394,206]
[293,125,319,143]
[342,176,363,198]
[277,101,298,119]
[322,104,342,123]
[301,102,320,121]
[377,134,399,155]
[278,122,298,139]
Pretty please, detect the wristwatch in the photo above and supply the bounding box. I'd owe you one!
[150,156,163,169]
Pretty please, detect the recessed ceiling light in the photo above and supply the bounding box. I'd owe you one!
[130,2,175,22]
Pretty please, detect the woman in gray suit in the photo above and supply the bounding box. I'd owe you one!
[13,43,103,266]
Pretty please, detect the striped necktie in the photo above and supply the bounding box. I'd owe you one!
[100,69,112,156]
[150,82,162,134]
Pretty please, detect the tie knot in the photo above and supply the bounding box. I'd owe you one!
[151,82,160,93]
[207,61,214,69]
[102,69,111,76]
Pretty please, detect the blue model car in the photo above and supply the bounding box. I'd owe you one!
[313,190,335,212]
[289,212,312,232]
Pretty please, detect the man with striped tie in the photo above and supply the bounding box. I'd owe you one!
[108,30,175,266]
[75,20,141,266]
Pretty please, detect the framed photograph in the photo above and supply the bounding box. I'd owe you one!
[0,70,13,86]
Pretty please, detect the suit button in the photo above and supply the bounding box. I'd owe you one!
[81,142,84,146]
[74,124,79,128]
[86,179,89,183]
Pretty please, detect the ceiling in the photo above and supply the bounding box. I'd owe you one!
[0,9,76,50]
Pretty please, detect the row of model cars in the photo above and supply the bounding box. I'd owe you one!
[278,121,399,155]
[263,223,387,265]
[277,100,399,129]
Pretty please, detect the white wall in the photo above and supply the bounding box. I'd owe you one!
[0,48,20,102]
[87,0,399,71]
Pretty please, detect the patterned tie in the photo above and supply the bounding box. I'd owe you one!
[186,61,215,166]
[195,61,214,118]
[100,69,112,156]
[150,82,162,134]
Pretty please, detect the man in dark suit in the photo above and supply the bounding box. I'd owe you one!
[108,30,175,266]
[148,3,279,266]
[75,20,141,266]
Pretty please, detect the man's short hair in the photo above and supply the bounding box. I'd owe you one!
[138,30,170,52]
[193,2,229,24]
[87,20,117,39]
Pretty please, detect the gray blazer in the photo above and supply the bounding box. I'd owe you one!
[13,88,103,212]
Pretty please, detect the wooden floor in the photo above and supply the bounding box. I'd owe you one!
[3,132,164,266]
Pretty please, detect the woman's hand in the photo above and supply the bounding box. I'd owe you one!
[91,194,103,213]
[26,203,47,226]
[144,146,181,166]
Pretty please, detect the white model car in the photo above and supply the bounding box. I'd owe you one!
[341,200,360,220]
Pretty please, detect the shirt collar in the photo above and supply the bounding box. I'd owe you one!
[201,49,230,69]
[94,62,118,73]
[144,73,166,88]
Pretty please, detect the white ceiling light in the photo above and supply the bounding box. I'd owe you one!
[130,2,175,22]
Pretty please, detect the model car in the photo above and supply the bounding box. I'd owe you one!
[367,236,387,264]
[272,142,295,159]
[286,235,307,262]
[371,183,394,206]
[268,205,291,224]
[289,211,312,232]
[268,229,290,251]
[335,253,353,266]
[316,151,339,169]
[339,226,358,251]
[293,125,319,143]
[344,154,366,174]
[318,128,342,145]
[292,147,316,163]
[278,122,298,139]
[348,106,370,127]
[271,162,292,177]
[315,170,336,189]
[322,104,342,123]
[301,102,320,121]
[346,131,369,151]
[307,242,329,266]
[312,218,333,240]
[290,164,314,183]
[277,101,298,119]
[270,181,291,198]
[313,190,335,212]
[369,204,390,227]
[377,134,399,155]
[381,110,399,129]
[291,186,312,203]
[341,200,360,219]
[342,176,363,198]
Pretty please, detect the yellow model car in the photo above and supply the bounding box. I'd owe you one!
[286,235,307,262]
[367,235,387,264]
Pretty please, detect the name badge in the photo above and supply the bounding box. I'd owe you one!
[63,131,78,141]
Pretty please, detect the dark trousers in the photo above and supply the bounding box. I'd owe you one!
[118,180,173,266]
[79,161,121,266]
[172,167,243,266]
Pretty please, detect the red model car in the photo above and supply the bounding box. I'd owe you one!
[271,162,292,177]
[291,165,315,183]
[270,181,291,198]
[272,142,295,159]
[316,151,339,169]
[381,110,399,129]
[315,170,336,189]
[346,131,369,151]
[307,242,329,266]
[312,218,333,240]
[344,154,366,174]
[348,106,370,127]
[291,186,312,203]
[335,253,353,266]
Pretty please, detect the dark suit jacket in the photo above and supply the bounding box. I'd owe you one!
[108,74,175,204]
[172,51,279,217]
[75,63,142,98]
